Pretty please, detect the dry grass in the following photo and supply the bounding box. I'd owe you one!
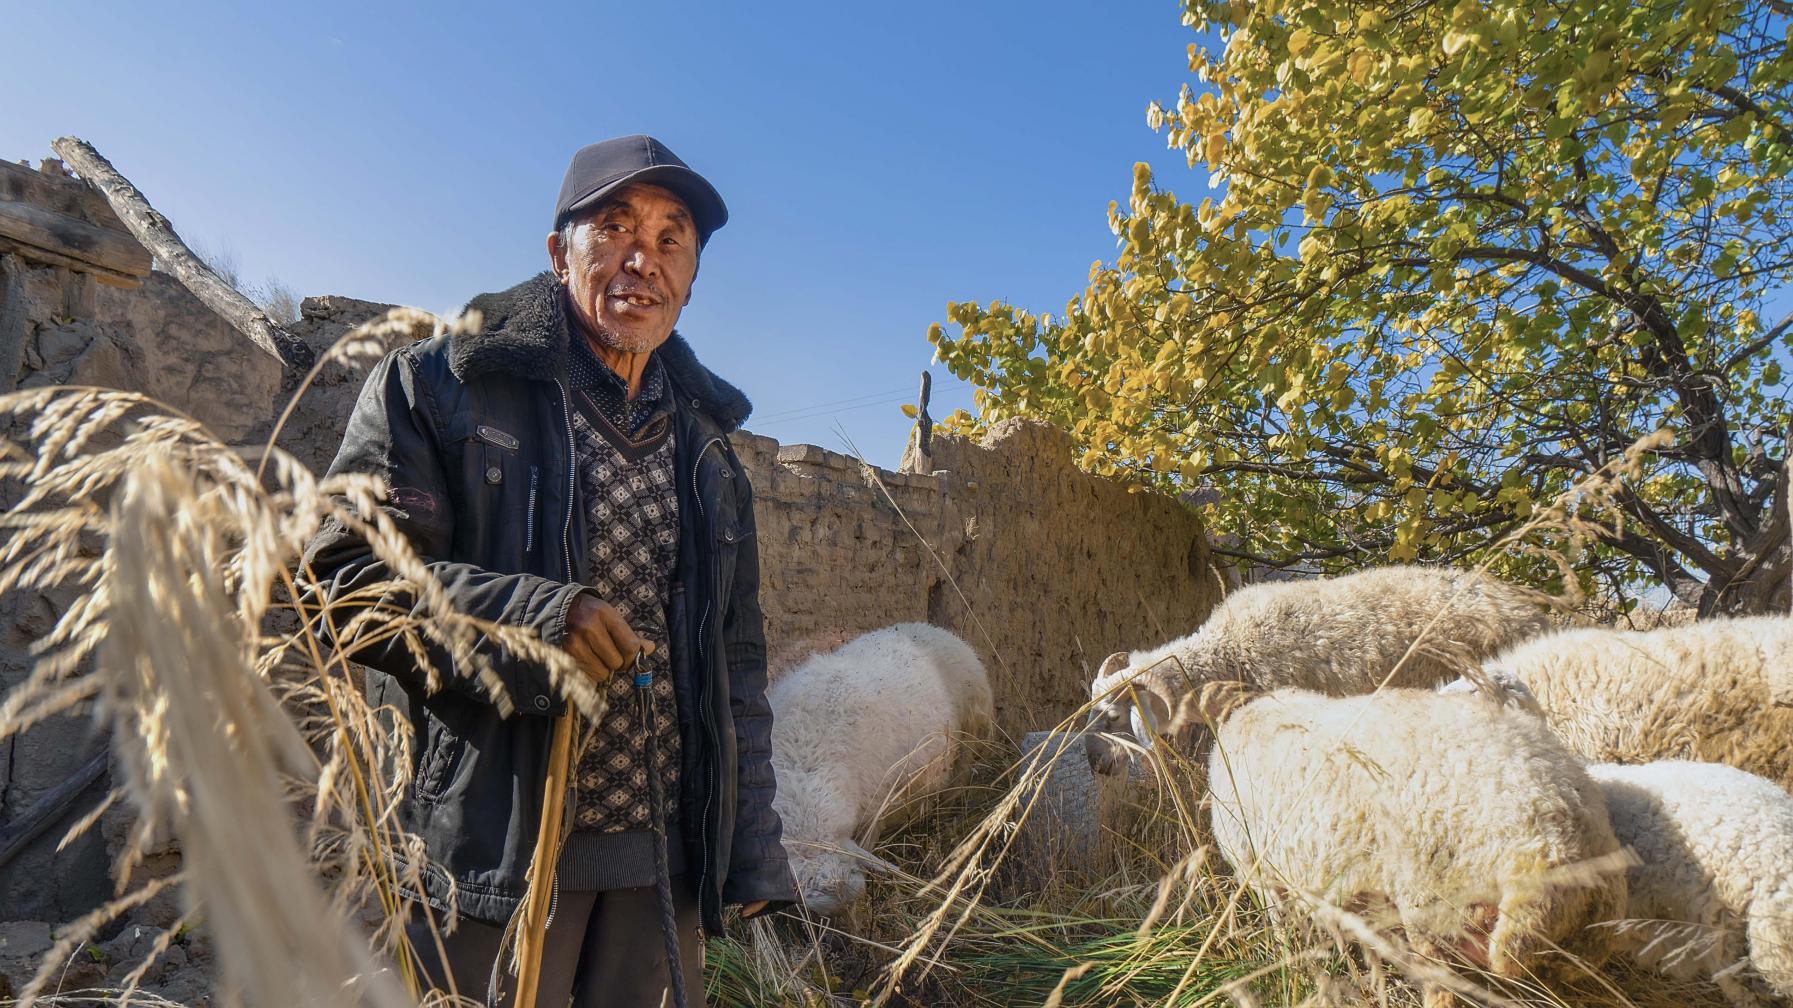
[0,311,606,1007]
[0,356,1744,1008]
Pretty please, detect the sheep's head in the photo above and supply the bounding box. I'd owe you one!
[1084,652,1132,775]
[1084,652,1171,776]
[788,838,896,917]
[1437,666,1545,717]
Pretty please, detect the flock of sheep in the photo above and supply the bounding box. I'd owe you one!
[762,565,1793,1007]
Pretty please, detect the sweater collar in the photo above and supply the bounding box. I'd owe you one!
[445,271,752,432]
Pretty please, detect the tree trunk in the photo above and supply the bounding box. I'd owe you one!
[48,137,313,373]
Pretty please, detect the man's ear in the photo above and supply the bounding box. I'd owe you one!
[546,229,569,283]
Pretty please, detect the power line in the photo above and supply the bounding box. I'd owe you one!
[750,383,918,424]
[753,392,920,427]
[751,379,971,428]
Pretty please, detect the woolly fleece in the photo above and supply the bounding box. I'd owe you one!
[1088,565,1548,765]
[768,623,992,915]
[1590,760,1793,1006]
[1207,687,1627,987]
[1487,617,1793,789]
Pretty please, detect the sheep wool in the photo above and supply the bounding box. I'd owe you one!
[1087,565,1548,771]
[769,623,993,915]
[1207,687,1627,1000]
[1589,761,1793,1007]
[1486,617,1793,790]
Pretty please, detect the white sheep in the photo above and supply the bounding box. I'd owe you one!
[1085,565,1549,774]
[1590,762,1793,1007]
[1473,616,1793,790]
[1441,673,1793,1005]
[768,623,993,915]
[1195,683,1628,1008]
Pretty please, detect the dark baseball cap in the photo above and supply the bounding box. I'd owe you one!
[554,135,728,246]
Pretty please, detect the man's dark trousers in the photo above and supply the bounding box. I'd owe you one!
[405,876,704,1007]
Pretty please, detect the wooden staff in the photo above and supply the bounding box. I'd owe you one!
[513,711,576,1006]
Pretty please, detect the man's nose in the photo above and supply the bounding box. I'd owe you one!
[622,246,657,279]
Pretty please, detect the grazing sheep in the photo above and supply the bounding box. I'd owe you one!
[1441,673,1793,1005]
[769,623,993,915]
[1476,617,1793,789]
[1085,565,1549,774]
[1196,684,1629,1008]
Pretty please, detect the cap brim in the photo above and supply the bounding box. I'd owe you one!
[560,164,728,243]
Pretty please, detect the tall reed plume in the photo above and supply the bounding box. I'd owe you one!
[0,311,600,1006]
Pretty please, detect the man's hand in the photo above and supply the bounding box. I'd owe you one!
[565,595,654,678]
[739,900,770,919]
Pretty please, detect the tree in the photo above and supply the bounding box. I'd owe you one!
[931,0,1793,614]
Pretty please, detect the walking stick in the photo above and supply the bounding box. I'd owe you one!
[514,709,576,1006]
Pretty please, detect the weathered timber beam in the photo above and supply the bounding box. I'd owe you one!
[0,254,26,394]
[49,136,314,373]
[0,751,107,870]
[0,198,151,280]
[0,159,120,225]
[0,236,140,289]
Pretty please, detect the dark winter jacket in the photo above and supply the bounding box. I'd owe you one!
[301,272,796,934]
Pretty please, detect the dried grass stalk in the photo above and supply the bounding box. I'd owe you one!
[0,313,604,1006]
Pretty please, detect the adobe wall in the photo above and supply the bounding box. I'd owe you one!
[742,422,1221,733]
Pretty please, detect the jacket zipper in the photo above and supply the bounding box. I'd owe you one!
[525,465,539,555]
[691,436,725,919]
[556,380,577,583]
[546,381,579,929]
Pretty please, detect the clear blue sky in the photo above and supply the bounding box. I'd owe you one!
[5,1,1211,468]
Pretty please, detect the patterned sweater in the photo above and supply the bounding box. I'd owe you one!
[556,339,685,891]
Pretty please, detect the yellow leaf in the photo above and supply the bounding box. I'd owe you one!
[900,404,919,418]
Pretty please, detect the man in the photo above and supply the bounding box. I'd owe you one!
[303,135,795,1006]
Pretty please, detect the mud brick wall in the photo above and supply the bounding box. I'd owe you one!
[740,418,1223,734]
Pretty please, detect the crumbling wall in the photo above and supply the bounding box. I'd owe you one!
[742,421,1220,733]
[1,156,297,922]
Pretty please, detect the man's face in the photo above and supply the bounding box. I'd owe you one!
[548,182,699,355]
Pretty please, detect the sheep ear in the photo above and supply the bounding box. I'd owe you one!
[1093,652,1130,687]
[1172,679,1253,734]
[843,839,902,875]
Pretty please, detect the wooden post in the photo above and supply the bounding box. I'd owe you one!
[49,137,313,374]
[0,752,107,870]
[916,370,933,456]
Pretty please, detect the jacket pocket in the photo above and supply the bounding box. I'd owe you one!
[415,725,467,802]
[714,524,748,613]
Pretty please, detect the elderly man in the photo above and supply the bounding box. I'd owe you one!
[304,135,795,1006]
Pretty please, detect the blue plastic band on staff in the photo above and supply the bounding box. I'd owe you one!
[633,652,652,688]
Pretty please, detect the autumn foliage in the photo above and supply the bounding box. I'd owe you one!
[931,0,1792,613]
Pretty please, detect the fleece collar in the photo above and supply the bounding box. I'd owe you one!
[446,271,752,432]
